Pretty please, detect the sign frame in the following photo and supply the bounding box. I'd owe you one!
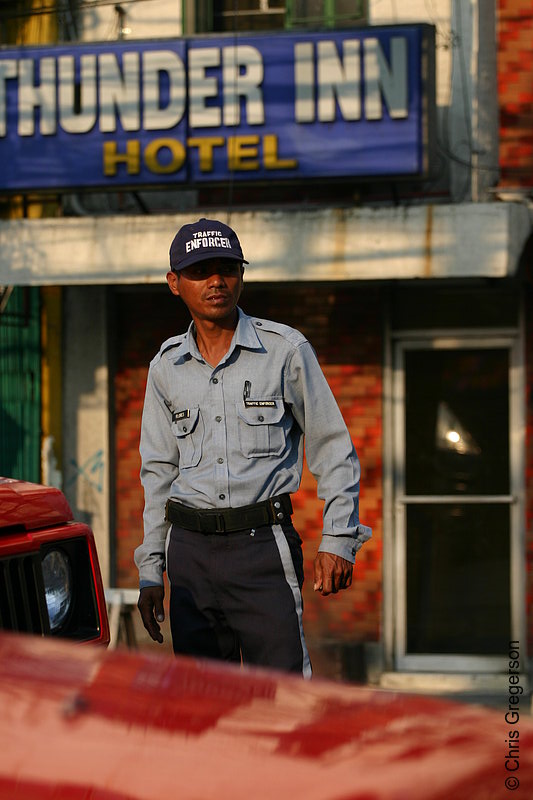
[0,24,436,192]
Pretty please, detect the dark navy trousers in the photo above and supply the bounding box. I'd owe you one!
[167,522,312,677]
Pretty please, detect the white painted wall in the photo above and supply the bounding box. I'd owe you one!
[79,0,182,42]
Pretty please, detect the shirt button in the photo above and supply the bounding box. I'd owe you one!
[212,378,219,384]
[182,426,188,432]
[215,415,222,422]
[219,494,226,500]
[217,457,224,464]
[258,415,264,422]
[255,321,262,326]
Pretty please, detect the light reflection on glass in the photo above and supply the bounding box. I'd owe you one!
[436,401,481,456]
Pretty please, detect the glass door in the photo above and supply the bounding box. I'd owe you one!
[393,336,524,671]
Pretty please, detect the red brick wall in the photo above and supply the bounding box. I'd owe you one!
[498,0,533,186]
[113,284,383,645]
[113,288,190,587]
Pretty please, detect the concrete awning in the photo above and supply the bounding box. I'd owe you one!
[0,201,531,285]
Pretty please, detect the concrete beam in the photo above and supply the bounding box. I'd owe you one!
[0,202,530,285]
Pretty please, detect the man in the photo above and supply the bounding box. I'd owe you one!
[135,217,371,677]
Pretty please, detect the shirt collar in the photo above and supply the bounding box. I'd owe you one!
[233,308,264,351]
[169,323,195,363]
[173,307,262,365]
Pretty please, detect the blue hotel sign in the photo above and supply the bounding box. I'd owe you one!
[0,25,435,190]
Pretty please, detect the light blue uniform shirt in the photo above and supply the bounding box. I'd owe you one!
[135,308,371,587]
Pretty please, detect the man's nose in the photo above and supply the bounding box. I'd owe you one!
[207,271,226,285]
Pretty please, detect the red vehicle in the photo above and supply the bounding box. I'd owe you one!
[0,631,532,799]
[0,477,109,644]
[2,479,532,799]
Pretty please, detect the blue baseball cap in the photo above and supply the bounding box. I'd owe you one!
[169,218,248,272]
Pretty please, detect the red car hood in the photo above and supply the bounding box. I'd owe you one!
[0,632,531,799]
[0,477,72,532]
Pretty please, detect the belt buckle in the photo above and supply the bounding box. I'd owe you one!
[214,512,225,533]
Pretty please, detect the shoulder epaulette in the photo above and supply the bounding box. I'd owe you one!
[250,317,307,348]
[150,334,187,366]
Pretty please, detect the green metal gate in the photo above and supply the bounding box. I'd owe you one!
[0,287,41,482]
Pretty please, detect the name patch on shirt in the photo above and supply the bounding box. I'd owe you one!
[172,409,190,422]
[244,400,277,408]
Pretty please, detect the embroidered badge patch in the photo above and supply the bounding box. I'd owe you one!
[243,400,277,408]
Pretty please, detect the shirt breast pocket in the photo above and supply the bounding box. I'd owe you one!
[171,405,203,468]
[236,399,287,458]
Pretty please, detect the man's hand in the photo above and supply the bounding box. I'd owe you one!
[313,552,353,596]
[137,585,165,643]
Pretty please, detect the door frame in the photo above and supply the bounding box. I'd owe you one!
[384,327,526,673]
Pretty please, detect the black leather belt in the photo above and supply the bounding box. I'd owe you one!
[165,494,293,534]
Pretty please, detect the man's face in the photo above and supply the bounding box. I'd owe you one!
[167,258,244,323]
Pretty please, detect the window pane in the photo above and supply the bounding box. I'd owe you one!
[293,0,324,19]
[195,0,367,34]
[211,0,286,32]
[405,348,509,495]
[334,0,365,23]
[406,504,511,655]
[290,0,365,27]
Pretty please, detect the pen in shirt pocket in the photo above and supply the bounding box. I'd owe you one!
[243,380,251,403]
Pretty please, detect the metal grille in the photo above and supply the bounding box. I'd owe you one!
[0,554,48,634]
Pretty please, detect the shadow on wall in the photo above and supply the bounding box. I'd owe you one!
[62,286,109,550]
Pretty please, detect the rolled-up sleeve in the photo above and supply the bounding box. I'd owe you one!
[284,342,372,563]
[134,363,179,586]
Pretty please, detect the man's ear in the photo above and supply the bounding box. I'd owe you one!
[167,270,180,296]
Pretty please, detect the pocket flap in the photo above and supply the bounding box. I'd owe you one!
[237,400,284,426]
[171,405,200,437]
